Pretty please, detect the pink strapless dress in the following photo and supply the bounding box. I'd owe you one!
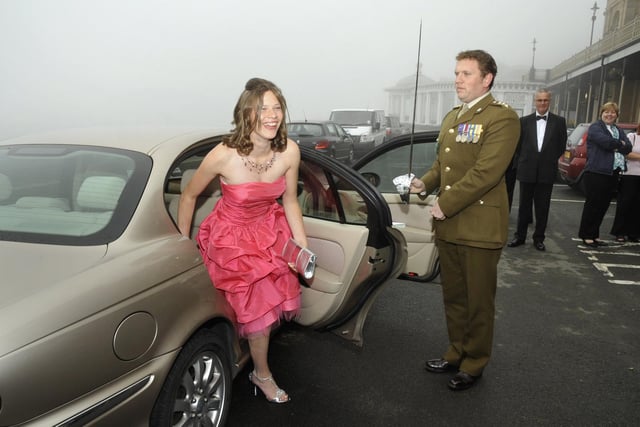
[197,176,300,337]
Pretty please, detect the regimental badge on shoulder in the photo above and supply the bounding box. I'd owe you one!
[456,124,483,143]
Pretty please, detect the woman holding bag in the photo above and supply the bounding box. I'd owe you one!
[178,78,307,404]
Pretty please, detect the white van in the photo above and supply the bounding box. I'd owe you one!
[329,109,386,158]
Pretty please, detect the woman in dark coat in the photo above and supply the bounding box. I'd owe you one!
[610,123,640,242]
[578,102,633,247]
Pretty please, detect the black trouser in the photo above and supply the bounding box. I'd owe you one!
[579,171,619,240]
[514,181,553,243]
[610,174,640,239]
[505,167,517,212]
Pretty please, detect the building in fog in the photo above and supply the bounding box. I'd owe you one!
[385,66,545,128]
[386,0,640,128]
[548,0,640,126]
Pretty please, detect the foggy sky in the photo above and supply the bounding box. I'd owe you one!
[0,0,605,139]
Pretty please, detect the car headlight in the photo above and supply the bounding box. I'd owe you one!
[360,134,373,142]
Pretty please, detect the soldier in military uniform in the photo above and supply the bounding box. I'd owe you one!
[410,50,520,391]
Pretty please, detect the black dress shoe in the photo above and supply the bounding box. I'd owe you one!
[582,239,598,248]
[507,238,525,248]
[534,241,545,251]
[448,371,481,391]
[425,358,457,373]
[595,240,608,246]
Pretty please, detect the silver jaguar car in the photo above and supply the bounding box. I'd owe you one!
[0,127,440,426]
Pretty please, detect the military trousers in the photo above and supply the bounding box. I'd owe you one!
[436,239,502,376]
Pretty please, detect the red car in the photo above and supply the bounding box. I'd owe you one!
[557,122,636,192]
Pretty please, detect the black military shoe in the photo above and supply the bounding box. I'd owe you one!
[425,358,457,373]
[448,371,481,391]
[507,238,525,247]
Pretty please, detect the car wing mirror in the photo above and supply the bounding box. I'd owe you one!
[361,172,381,187]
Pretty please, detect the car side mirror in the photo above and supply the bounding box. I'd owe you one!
[361,172,381,187]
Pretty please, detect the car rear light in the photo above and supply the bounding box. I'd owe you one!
[314,140,330,150]
[386,128,391,136]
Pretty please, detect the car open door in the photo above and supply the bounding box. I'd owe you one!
[352,131,441,282]
[294,148,407,345]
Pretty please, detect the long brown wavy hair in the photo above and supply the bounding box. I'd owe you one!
[223,77,289,156]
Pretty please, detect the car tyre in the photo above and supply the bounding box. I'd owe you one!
[150,328,232,427]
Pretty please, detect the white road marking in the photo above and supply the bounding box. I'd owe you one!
[609,279,640,285]
[573,238,640,286]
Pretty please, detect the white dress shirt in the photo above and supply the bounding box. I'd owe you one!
[536,113,547,151]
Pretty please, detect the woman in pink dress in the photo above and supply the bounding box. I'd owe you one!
[178,78,307,403]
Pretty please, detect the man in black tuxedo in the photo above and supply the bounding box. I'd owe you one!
[508,88,567,251]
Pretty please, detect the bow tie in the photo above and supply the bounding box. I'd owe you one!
[537,115,546,121]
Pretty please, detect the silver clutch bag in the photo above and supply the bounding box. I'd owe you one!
[282,238,316,279]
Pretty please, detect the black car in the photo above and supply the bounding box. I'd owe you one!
[288,120,355,164]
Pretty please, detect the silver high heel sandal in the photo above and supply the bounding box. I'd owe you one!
[248,370,290,403]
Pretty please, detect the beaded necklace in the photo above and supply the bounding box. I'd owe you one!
[242,152,276,174]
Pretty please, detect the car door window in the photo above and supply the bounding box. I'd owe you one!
[357,142,438,193]
[298,161,367,225]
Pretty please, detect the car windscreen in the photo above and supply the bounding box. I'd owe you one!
[289,123,324,137]
[566,125,588,148]
[0,144,151,245]
[330,111,373,126]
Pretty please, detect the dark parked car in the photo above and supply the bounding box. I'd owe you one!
[288,120,355,164]
[383,115,406,141]
[558,122,636,192]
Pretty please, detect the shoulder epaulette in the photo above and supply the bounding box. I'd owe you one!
[491,100,510,108]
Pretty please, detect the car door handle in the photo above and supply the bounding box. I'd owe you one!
[369,256,385,264]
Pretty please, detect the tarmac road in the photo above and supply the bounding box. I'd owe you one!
[226,183,640,427]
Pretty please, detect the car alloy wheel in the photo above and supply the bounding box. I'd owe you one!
[150,329,232,427]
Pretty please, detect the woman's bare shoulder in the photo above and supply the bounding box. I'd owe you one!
[199,143,236,175]
[283,139,300,156]
[204,143,235,162]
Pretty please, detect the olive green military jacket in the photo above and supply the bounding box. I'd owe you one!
[419,94,520,249]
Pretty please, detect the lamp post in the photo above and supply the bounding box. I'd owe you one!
[529,37,537,81]
[590,2,599,46]
[531,37,536,69]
